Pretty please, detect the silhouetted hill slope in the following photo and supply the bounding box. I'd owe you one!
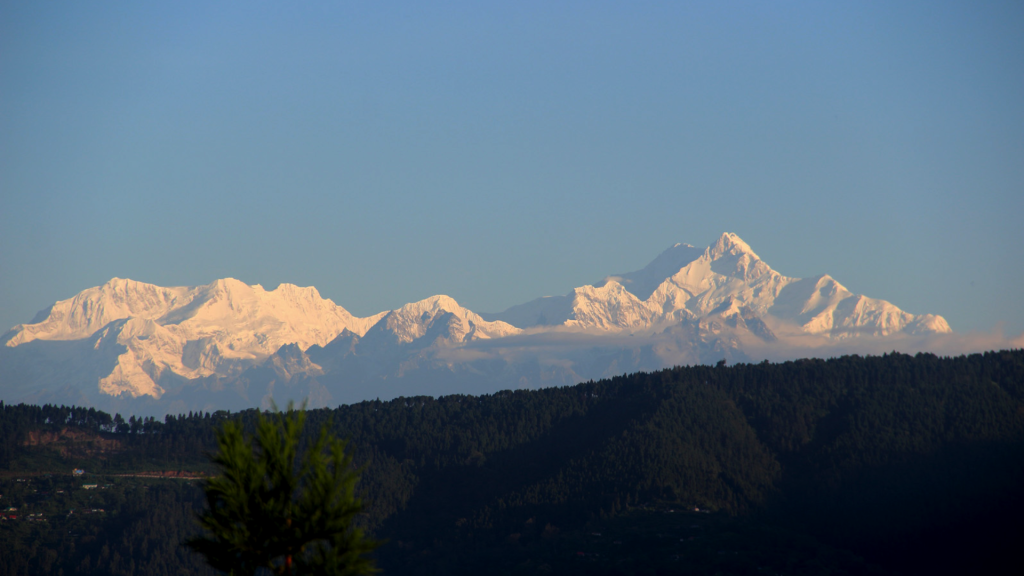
[2,349,1022,575]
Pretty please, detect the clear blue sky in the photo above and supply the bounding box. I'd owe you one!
[2,1,1022,336]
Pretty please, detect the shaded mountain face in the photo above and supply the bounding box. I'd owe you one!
[0,233,952,414]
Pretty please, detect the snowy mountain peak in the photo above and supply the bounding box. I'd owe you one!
[490,232,950,340]
[2,277,390,398]
[608,242,705,301]
[377,295,521,344]
[566,281,658,331]
[212,277,249,291]
[709,232,759,260]
[4,278,191,347]
[701,232,776,285]
[393,294,464,317]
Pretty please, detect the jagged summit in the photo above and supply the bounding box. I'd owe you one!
[372,295,520,345]
[709,232,759,260]
[4,278,192,346]
[2,277,389,398]
[487,232,950,338]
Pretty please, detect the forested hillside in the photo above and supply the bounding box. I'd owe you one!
[2,350,1022,575]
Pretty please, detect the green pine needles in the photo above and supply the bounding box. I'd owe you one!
[186,406,378,576]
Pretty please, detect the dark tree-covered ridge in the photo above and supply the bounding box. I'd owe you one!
[2,349,1022,575]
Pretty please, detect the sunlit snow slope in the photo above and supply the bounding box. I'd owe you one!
[3,278,385,398]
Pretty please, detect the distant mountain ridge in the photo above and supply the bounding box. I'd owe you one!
[484,233,949,336]
[2,278,385,399]
[0,233,952,414]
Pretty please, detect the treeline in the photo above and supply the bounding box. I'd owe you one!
[0,403,232,471]
[1,350,1022,575]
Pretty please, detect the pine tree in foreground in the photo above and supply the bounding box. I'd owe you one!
[186,406,378,575]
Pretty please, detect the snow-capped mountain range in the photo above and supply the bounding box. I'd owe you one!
[0,233,952,414]
[483,233,948,335]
